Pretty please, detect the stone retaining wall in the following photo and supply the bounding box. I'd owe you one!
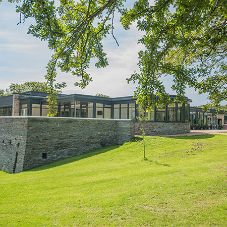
[135,121,190,135]
[0,117,134,173]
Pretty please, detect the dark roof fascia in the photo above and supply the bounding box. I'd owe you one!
[9,91,191,105]
[190,107,225,114]
[19,91,49,97]
[111,95,192,104]
[19,96,48,101]
[56,94,114,104]
[0,95,13,108]
[47,93,192,104]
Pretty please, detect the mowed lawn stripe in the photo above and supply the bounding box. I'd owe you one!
[0,134,226,226]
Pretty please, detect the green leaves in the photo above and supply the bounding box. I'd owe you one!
[123,0,227,109]
[9,0,227,114]
[0,82,51,96]
[13,0,126,115]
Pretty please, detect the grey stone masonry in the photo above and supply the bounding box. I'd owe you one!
[135,121,190,135]
[0,117,134,173]
[0,117,27,173]
[12,94,20,116]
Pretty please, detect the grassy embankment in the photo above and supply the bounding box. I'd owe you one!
[0,134,227,226]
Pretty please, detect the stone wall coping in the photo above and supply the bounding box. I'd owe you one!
[0,116,133,121]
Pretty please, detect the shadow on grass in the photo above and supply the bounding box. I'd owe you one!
[167,134,215,140]
[135,134,215,140]
[144,158,171,167]
[27,144,120,172]
[131,137,143,142]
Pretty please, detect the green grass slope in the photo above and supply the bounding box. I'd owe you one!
[0,134,227,226]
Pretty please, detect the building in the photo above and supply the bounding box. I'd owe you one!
[0,92,225,173]
[190,107,227,130]
[1,92,226,130]
[0,91,190,120]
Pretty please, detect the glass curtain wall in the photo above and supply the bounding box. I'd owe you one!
[60,102,70,117]
[0,107,12,116]
[21,104,28,116]
[32,104,40,116]
[80,102,87,118]
[104,104,111,119]
[167,104,176,122]
[177,104,184,122]
[42,105,49,116]
[88,102,93,118]
[204,113,208,125]
[42,104,58,116]
[224,115,227,124]
[70,102,75,117]
[156,105,166,121]
[96,103,103,118]
[185,103,190,122]
[129,103,136,120]
[145,108,155,121]
[114,104,120,119]
[76,102,93,118]
[121,104,128,119]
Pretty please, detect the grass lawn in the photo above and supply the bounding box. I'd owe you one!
[0,134,227,226]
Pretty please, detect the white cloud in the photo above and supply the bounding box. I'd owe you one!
[0,0,216,106]
[57,36,143,97]
[0,43,40,53]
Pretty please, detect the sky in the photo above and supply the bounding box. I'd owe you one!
[0,1,216,106]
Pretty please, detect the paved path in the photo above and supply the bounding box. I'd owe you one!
[160,130,227,137]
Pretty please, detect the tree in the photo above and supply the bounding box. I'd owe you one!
[95,93,110,97]
[4,0,227,113]
[0,90,5,97]
[0,81,53,96]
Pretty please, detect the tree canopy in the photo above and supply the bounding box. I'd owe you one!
[3,0,227,113]
[0,81,51,97]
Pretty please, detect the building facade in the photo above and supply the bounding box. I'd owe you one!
[190,107,227,129]
[0,91,191,121]
[1,91,226,130]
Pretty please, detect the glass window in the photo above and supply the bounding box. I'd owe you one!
[59,102,70,117]
[121,104,128,119]
[104,104,111,119]
[204,113,208,125]
[75,101,91,118]
[96,103,103,118]
[224,115,227,124]
[190,113,193,125]
[199,112,204,125]
[193,111,197,124]
[167,104,176,122]
[185,103,190,122]
[70,102,75,117]
[0,107,12,116]
[137,105,144,120]
[177,104,184,122]
[156,105,166,121]
[104,108,111,119]
[80,102,87,118]
[32,104,40,116]
[129,103,136,120]
[114,104,120,119]
[76,101,81,117]
[42,105,49,116]
[146,108,154,121]
[21,104,28,116]
[88,102,93,118]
